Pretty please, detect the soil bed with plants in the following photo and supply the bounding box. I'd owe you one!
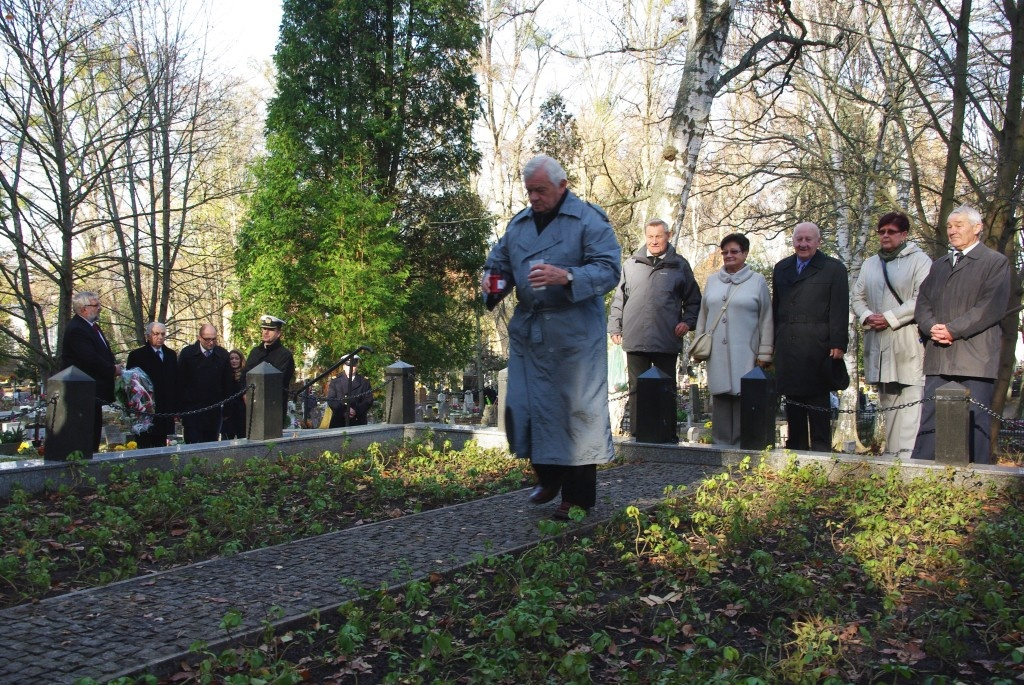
[0,437,533,609]
[93,458,1023,685]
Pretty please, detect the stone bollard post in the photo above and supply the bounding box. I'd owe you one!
[385,360,416,424]
[635,366,677,443]
[935,381,970,465]
[497,367,508,433]
[45,367,97,460]
[247,362,283,441]
[689,384,703,421]
[740,366,777,451]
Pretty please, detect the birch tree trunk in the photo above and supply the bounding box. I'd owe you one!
[652,0,735,245]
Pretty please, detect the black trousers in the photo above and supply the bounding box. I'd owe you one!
[784,392,832,452]
[137,415,175,448]
[625,351,678,437]
[183,409,221,444]
[532,463,597,509]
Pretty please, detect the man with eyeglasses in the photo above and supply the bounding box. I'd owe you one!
[177,323,230,443]
[608,218,701,441]
[126,322,178,448]
[61,291,123,452]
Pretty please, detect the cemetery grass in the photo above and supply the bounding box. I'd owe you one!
[107,458,1023,685]
[0,436,534,609]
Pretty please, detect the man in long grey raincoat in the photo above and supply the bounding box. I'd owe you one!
[482,155,621,519]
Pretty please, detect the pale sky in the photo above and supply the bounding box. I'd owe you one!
[206,0,282,91]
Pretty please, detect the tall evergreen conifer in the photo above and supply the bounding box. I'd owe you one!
[236,0,488,379]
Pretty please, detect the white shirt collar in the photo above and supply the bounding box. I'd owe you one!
[958,241,981,256]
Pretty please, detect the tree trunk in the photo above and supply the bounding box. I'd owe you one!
[654,0,735,243]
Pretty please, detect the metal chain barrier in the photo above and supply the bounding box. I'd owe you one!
[109,383,251,419]
[969,397,1008,423]
[315,379,392,405]
[780,394,934,415]
[0,399,50,423]
[781,393,1021,426]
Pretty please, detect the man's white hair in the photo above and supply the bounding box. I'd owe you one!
[522,155,567,185]
[793,221,820,239]
[645,219,670,234]
[949,205,983,227]
[72,291,98,313]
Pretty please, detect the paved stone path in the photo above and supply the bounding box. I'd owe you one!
[0,461,718,684]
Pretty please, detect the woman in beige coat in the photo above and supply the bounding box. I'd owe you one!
[695,233,773,446]
[852,212,932,457]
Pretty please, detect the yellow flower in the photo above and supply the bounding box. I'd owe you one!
[17,441,34,454]
[113,445,125,451]
[126,441,138,450]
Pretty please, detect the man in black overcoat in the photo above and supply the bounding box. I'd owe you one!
[245,315,295,422]
[177,323,230,443]
[126,322,178,448]
[772,222,849,452]
[327,355,374,427]
[60,291,123,452]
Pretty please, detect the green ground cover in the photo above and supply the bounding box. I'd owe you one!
[0,437,532,608]
[93,458,1023,684]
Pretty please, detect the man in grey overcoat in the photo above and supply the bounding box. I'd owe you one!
[482,155,621,520]
[912,205,1011,464]
[852,212,932,457]
[772,222,849,452]
[608,219,701,441]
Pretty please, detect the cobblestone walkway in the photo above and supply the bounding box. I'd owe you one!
[0,461,718,684]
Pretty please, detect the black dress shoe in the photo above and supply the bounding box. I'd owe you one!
[528,485,558,504]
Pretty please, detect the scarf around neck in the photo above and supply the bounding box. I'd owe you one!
[878,241,908,262]
[718,264,753,285]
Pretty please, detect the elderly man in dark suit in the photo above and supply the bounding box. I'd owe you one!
[913,205,1011,463]
[60,291,123,452]
[126,322,178,448]
[177,323,230,443]
[772,222,849,452]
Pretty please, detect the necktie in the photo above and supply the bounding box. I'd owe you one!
[796,260,805,274]
[952,250,963,266]
[92,322,109,349]
[204,349,212,358]
[157,348,163,361]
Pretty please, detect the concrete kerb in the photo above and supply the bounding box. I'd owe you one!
[616,438,1024,491]
[4,423,1021,499]
[0,424,509,500]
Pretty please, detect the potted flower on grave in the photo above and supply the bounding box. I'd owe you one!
[0,426,25,455]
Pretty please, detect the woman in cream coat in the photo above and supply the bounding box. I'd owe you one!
[695,233,774,446]
[852,212,932,456]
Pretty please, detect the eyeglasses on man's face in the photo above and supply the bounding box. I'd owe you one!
[200,336,216,343]
[877,228,904,236]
